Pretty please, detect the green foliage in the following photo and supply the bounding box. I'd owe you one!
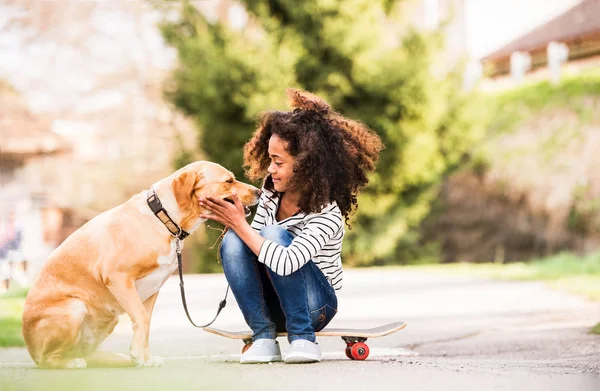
[420,249,600,278]
[0,318,24,347]
[482,68,600,137]
[525,251,600,278]
[0,289,27,347]
[161,2,296,172]
[0,287,28,299]
[592,323,600,335]
[160,0,483,268]
[472,70,600,175]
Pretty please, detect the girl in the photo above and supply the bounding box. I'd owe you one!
[199,89,383,364]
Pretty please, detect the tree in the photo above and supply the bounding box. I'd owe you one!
[160,0,483,269]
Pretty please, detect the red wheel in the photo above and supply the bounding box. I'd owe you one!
[242,343,252,354]
[345,346,354,360]
[350,342,369,360]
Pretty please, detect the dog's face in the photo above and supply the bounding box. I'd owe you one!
[172,161,261,218]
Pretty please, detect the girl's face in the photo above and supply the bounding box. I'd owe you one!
[267,134,295,193]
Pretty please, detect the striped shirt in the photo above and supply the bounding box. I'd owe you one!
[251,187,345,290]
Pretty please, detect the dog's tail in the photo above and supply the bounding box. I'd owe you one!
[84,351,134,368]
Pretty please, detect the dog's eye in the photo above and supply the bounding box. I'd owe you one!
[226,179,234,184]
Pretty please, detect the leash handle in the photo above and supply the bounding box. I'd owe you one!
[176,239,229,328]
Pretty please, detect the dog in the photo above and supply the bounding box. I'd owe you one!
[22,161,260,369]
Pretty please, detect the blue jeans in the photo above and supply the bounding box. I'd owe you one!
[219,225,338,343]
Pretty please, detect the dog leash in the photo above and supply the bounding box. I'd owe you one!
[176,238,230,328]
[147,188,229,328]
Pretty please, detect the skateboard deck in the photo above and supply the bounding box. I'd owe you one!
[204,321,407,360]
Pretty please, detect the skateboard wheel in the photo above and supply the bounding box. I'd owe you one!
[242,343,252,354]
[350,342,369,360]
[345,347,354,360]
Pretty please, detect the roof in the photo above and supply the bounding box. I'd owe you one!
[484,0,600,61]
[0,81,70,157]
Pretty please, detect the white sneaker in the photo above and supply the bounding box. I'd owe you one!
[240,339,282,364]
[284,339,321,364]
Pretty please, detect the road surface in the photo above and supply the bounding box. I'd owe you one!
[1,268,599,390]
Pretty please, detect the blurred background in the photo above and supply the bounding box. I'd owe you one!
[1,0,599,301]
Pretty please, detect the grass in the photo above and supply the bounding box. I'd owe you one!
[0,288,28,347]
[592,323,600,335]
[483,68,600,135]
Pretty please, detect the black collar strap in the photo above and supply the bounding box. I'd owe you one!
[146,189,190,240]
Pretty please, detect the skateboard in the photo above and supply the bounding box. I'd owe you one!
[203,321,407,360]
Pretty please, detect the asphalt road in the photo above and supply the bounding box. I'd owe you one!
[1,268,599,391]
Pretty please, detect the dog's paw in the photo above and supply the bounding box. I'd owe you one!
[146,355,163,367]
[132,354,163,368]
[65,358,87,369]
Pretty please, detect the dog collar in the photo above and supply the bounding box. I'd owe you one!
[146,189,190,240]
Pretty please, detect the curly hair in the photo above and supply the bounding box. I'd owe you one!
[243,89,384,226]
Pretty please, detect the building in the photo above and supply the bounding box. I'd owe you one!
[482,0,600,78]
[397,0,600,87]
[0,80,72,291]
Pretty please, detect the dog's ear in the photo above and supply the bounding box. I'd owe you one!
[173,170,203,211]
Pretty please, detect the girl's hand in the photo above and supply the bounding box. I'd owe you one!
[199,192,248,231]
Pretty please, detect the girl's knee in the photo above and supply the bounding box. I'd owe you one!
[220,230,246,260]
[260,225,292,245]
[222,229,242,246]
